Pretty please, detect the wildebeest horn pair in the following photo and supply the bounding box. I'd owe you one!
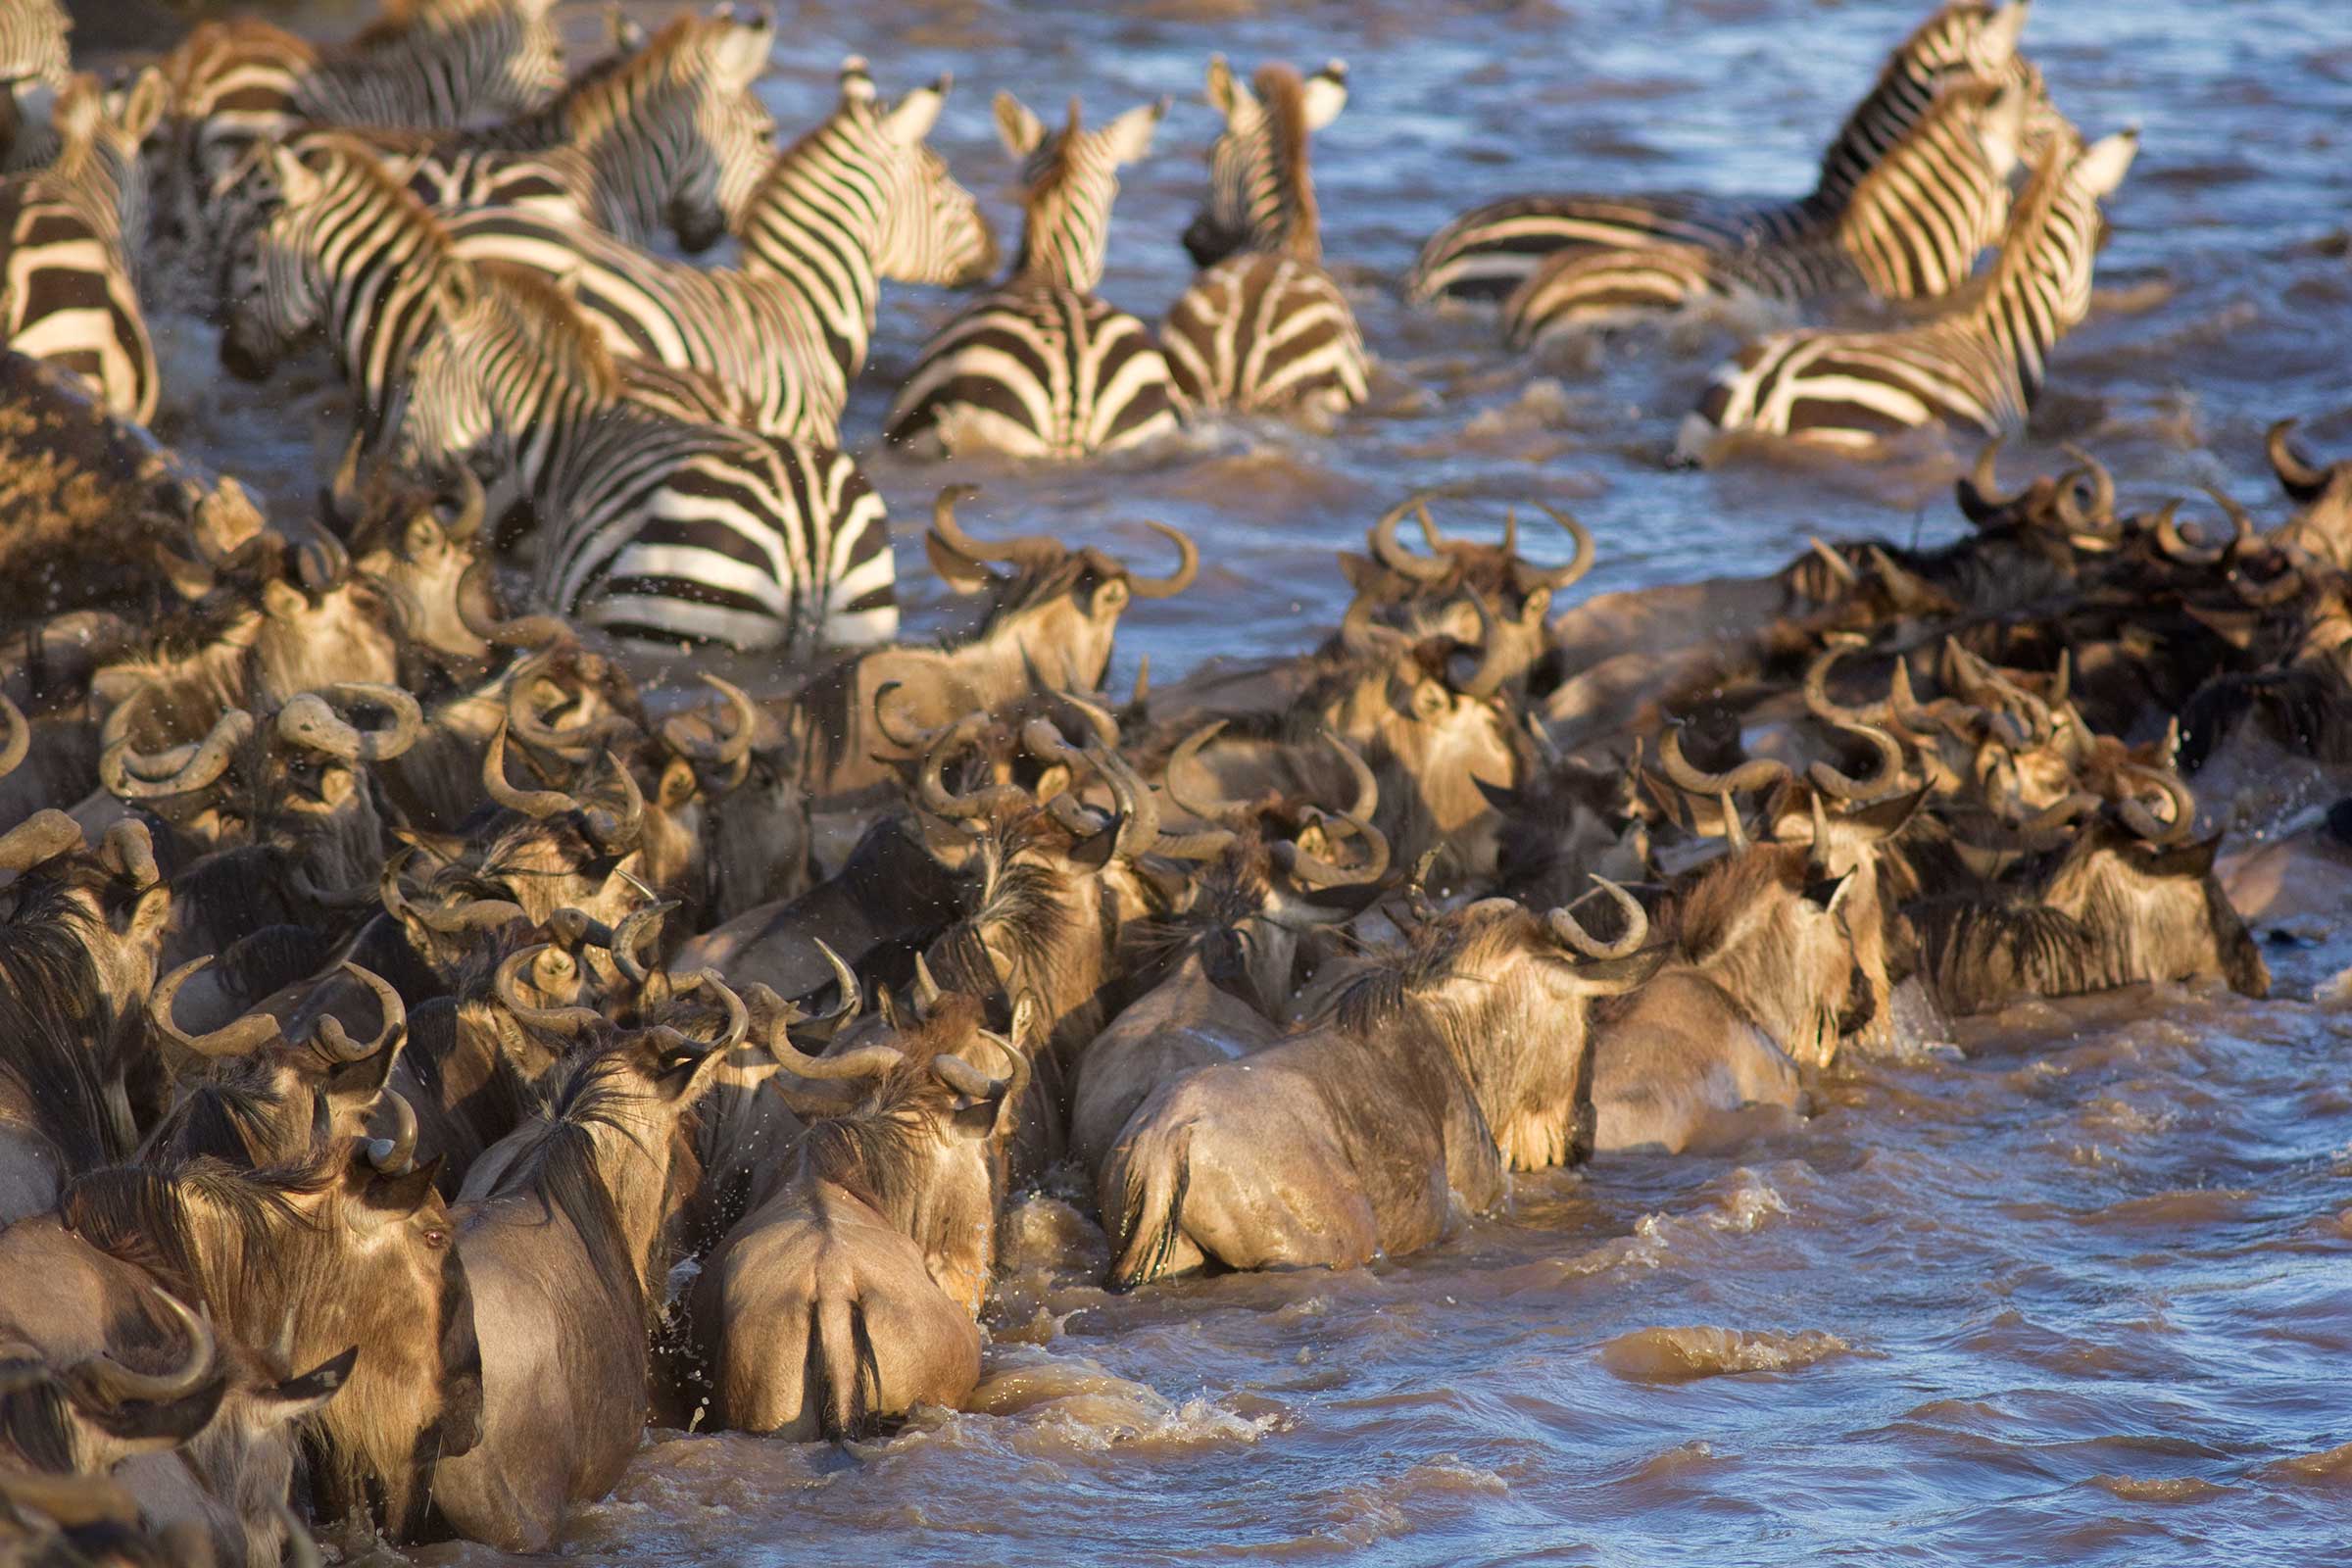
[638,969,752,1062]
[931,486,1200,597]
[456,556,571,651]
[662,674,759,775]
[378,845,529,934]
[100,707,255,801]
[275,683,425,761]
[1544,875,1649,959]
[2149,491,2254,567]
[151,957,405,1064]
[367,1089,419,1173]
[2115,765,2197,846]
[1657,723,1790,797]
[1807,722,1906,802]
[495,944,611,1036]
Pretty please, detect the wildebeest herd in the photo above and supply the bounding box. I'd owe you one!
[0,0,2336,1561]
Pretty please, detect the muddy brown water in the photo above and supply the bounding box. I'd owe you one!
[82,0,2352,1560]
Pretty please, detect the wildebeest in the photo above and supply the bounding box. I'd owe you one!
[1102,886,1661,1287]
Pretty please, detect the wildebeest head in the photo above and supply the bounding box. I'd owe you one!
[1668,835,1879,1070]
[331,445,496,686]
[0,1289,225,1479]
[659,676,809,925]
[2267,418,2352,568]
[2036,811,2270,1002]
[0,813,171,1030]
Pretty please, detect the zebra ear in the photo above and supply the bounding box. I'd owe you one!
[1100,100,1165,167]
[1203,54,1249,121]
[269,142,322,208]
[2074,129,2139,197]
[1301,61,1349,130]
[837,55,876,106]
[993,91,1045,160]
[881,78,948,147]
[1979,2,2031,67]
[1976,85,2028,178]
[109,68,167,146]
[709,9,774,90]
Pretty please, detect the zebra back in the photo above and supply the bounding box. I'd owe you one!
[399,263,896,651]
[1162,59,1367,416]
[0,71,168,424]
[0,0,70,90]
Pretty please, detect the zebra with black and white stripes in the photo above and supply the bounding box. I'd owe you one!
[1160,57,1367,417]
[0,71,168,424]
[0,0,69,91]
[887,93,1177,460]
[438,56,994,445]
[1408,0,2035,304]
[161,0,564,244]
[1502,76,2037,346]
[1675,123,2137,460]
[394,261,895,652]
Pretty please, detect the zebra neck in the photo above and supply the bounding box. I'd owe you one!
[735,150,888,378]
[1969,190,2096,405]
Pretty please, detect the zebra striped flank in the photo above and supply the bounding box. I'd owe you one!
[887,93,1179,461]
[1502,76,2033,345]
[396,261,895,653]
[1676,123,2136,461]
[0,72,168,426]
[1161,57,1367,416]
[1407,0,2035,303]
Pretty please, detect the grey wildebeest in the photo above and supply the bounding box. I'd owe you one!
[1103,887,1661,1287]
[428,974,742,1552]
[691,987,1028,1440]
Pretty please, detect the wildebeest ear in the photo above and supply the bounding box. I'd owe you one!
[1573,944,1670,994]
[1066,822,1118,871]
[324,1043,400,1100]
[658,757,699,811]
[1802,871,1853,911]
[359,1154,445,1219]
[2139,834,2222,877]
[1337,554,1383,595]
[259,1346,358,1423]
[1518,587,1550,626]
[124,885,171,946]
[1473,774,1523,813]
[1849,785,1931,841]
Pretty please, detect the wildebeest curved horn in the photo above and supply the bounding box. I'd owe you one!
[296,528,349,592]
[330,683,424,760]
[2116,765,2196,846]
[1494,506,1518,559]
[1164,720,1253,829]
[149,958,282,1057]
[2149,499,2240,568]
[1803,643,1882,726]
[1956,437,2014,523]
[1805,536,1860,590]
[0,691,25,780]
[1124,520,1199,598]
[493,945,607,1036]
[1719,790,1750,854]
[918,711,1024,820]
[2229,563,2305,608]
[1545,875,1647,959]
[930,1051,1009,1103]
[1276,809,1390,888]
[322,429,367,530]
[927,484,1062,571]
[483,722,571,819]
[1657,723,1790,796]
[544,906,618,954]
[2050,649,2072,707]
[582,751,644,848]
[752,972,904,1082]
[612,901,676,985]
[911,952,943,1017]
[1339,593,1408,657]
[2017,789,2102,833]
[365,1090,418,1173]
[0,808,83,873]
[456,556,570,651]
[379,848,528,933]
[2268,417,2329,503]
[310,962,405,1064]
[1887,661,1955,736]
[440,460,486,543]
[664,674,757,769]
[101,708,253,801]
[1050,690,1123,750]
[1521,504,1594,591]
[1451,592,1513,700]
[868,676,939,752]
[2055,445,2116,535]
[1864,545,1941,612]
[1369,493,1451,582]
[1804,791,1836,880]
[662,969,751,1054]
[1091,744,1186,860]
[1808,722,1904,801]
[100,820,159,892]
[0,1465,143,1529]
[1326,730,1379,821]
[69,1290,214,1406]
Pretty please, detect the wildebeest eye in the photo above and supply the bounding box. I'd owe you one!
[421,1227,450,1250]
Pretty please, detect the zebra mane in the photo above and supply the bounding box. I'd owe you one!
[1251,64,1323,264]
[467,259,623,399]
[1838,77,2002,229]
[304,132,462,267]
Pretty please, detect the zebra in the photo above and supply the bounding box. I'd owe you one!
[1501,76,2036,346]
[160,0,564,245]
[1674,123,2138,461]
[886,93,1179,460]
[1160,57,1368,417]
[0,0,68,91]
[393,260,895,652]
[232,7,777,268]
[1407,0,2035,303]
[0,70,168,424]
[438,56,994,445]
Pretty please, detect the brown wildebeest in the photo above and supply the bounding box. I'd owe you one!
[1102,888,1660,1288]
[429,975,742,1552]
[691,987,1028,1440]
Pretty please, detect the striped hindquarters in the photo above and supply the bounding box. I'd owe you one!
[0,194,156,425]
[1407,192,1788,304]
[887,283,1180,461]
[1161,253,1367,415]
[1677,318,2016,459]
[544,423,897,651]
[1502,243,1741,346]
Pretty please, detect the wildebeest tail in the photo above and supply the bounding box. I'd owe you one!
[808,1294,882,1443]
[1105,1125,1191,1292]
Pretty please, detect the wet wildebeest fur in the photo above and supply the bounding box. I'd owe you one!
[1102,898,1661,1287]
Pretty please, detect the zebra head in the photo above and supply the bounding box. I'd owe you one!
[1184,56,1347,270]
[997,92,1166,294]
[578,8,778,254]
[393,275,501,477]
[220,141,342,382]
[452,0,568,122]
[858,65,998,288]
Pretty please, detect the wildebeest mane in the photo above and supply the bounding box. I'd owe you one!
[0,864,135,1173]
[922,815,1078,1002]
[797,997,988,1215]
[59,1154,338,1319]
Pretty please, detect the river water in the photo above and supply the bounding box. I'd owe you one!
[90,0,2352,1560]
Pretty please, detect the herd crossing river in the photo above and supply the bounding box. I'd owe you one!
[32,0,2352,1562]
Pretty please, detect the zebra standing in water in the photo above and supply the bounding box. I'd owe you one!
[0,0,68,89]
[394,262,895,651]
[1408,0,2034,303]
[1675,123,2137,460]
[0,71,169,424]
[160,0,564,245]
[441,56,994,445]
[253,8,775,253]
[1160,57,1367,417]
[886,93,1179,460]
[1502,76,2037,345]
